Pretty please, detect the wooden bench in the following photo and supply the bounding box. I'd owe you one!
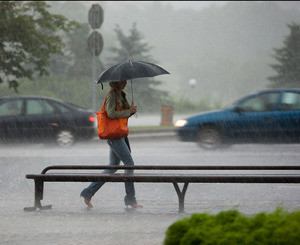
[24,165,300,212]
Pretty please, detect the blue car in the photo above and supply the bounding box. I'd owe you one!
[175,89,300,150]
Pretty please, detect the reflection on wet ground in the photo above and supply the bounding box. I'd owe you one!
[0,140,299,244]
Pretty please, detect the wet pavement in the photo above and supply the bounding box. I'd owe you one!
[0,139,299,244]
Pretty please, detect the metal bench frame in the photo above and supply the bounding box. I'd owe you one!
[24,165,300,212]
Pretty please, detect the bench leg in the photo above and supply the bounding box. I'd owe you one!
[24,180,52,212]
[173,182,189,213]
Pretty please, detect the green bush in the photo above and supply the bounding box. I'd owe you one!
[164,208,300,245]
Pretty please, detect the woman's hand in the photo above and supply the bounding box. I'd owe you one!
[129,101,137,115]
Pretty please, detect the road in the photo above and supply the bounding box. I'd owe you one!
[0,138,299,245]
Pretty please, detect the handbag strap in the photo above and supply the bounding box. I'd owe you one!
[101,90,121,112]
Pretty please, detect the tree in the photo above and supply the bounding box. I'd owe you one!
[0,1,79,91]
[66,23,103,78]
[268,23,300,88]
[107,23,168,112]
[108,23,153,65]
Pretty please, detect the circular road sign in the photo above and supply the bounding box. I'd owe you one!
[88,31,103,56]
[88,4,103,29]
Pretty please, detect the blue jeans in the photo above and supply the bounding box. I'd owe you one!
[80,137,137,205]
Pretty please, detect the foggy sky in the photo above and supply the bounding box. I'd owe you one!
[81,1,300,11]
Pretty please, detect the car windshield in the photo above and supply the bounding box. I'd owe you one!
[225,92,280,111]
[223,98,243,109]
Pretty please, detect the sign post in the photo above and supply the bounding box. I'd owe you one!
[88,4,103,113]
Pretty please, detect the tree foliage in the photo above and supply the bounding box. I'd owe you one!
[268,23,300,88]
[64,23,103,78]
[106,23,168,112]
[107,23,153,65]
[0,1,79,91]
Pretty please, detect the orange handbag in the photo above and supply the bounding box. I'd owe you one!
[96,91,129,140]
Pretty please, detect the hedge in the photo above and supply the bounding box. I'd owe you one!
[164,208,300,245]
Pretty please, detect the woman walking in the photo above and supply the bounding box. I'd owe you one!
[80,80,142,209]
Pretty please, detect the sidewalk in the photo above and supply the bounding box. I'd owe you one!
[93,128,177,142]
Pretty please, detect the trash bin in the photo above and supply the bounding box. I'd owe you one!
[160,106,174,126]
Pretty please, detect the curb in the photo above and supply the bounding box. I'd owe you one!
[129,130,177,141]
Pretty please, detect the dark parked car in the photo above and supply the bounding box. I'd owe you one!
[0,96,96,147]
[175,89,300,150]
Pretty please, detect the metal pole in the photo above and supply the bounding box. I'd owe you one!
[130,80,134,103]
[92,51,96,112]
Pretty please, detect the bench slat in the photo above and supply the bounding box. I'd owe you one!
[41,165,300,174]
[26,174,300,183]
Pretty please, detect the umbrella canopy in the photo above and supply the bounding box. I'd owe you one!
[94,60,170,84]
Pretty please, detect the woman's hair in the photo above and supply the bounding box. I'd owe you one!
[109,81,126,91]
[109,81,130,109]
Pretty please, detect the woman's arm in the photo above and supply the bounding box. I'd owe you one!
[105,90,131,119]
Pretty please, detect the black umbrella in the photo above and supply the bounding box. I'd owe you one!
[94,60,170,102]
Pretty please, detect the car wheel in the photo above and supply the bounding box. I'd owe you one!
[56,130,75,147]
[197,128,222,150]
